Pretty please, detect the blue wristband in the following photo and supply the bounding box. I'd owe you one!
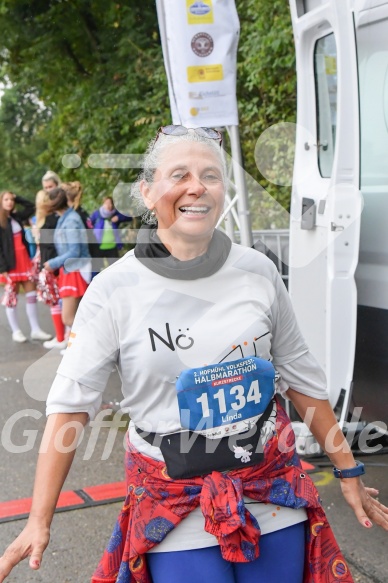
[332,460,365,478]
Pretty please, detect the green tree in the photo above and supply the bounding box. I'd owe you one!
[236,0,296,225]
[0,85,49,195]
[0,0,170,206]
[0,0,297,221]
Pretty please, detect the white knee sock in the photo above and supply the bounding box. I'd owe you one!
[5,306,20,333]
[25,291,40,333]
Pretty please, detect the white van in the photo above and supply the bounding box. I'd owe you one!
[287,0,388,438]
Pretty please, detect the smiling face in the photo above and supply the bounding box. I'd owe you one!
[1,192,16,213]
[140,142,225,254]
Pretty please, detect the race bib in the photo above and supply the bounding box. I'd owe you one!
[176,357,275,438]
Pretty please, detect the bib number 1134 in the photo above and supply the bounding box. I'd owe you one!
[196,380,262,418]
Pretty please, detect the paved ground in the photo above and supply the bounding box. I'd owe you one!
[0,297,387,582]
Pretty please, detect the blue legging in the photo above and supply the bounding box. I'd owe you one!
[147,521,306,583]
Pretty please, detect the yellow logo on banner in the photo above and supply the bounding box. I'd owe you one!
[187,1,214,25]
[187,64,223,83]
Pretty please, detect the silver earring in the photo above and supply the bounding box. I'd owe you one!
[150,210,156,217]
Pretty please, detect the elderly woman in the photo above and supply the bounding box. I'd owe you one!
[0,126,387,583]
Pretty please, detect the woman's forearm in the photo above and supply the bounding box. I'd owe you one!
[48,242,82,271]
[14,195,35,221]
[286,388,356,470]
[28,412,88,527]
[287,389,388,530]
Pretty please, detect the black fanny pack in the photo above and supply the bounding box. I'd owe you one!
[135,398,275,479]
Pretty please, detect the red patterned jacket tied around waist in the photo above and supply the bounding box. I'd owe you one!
[91,403,354,583]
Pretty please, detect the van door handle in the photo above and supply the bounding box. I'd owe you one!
[301,198,316,230]
[331,222,344,232]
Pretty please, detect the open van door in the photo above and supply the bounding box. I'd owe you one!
[288,0,362,430]
[352,1,388,427]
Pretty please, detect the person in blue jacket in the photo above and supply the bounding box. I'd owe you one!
[43,187,91,335]
[90,196,131,268]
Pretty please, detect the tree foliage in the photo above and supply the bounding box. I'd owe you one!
[0,0,296,221]
[236,0,296,225]
[0,0,171,206]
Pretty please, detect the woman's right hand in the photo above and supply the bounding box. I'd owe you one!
[0,413,88,582]
[0,520,50,581]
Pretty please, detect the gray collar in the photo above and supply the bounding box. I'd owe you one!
[134,225,232,280]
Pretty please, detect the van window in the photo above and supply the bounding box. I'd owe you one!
[314,33,337,178]
[356,18,388,186]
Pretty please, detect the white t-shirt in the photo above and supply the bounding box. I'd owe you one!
[11,218,22,234]
[47,243,328,551]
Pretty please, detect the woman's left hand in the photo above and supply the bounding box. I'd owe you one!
[340,477,388,530]
[111,215,119,223]
[43,262,53,273]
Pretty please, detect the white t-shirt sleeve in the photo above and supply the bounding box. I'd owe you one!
[270,268,309,365]
[46,374,103,420]
[47,276,119,417]
[275,350,329,400]
[57,276,119,391]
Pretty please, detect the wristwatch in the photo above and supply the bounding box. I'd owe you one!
[332,460,365,479]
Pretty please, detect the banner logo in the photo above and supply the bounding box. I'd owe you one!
[187,0,214,24]
[191,33,214,57]
[189,1,211,15]
[187,64,223,83]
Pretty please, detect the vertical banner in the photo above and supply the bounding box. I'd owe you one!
[156,0,240,127]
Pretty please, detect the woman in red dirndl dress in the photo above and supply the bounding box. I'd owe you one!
[0,191,52,343]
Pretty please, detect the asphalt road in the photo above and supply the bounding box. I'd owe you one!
[0,297,387,582]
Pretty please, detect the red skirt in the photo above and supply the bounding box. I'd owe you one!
[6,232,33,283]
[58,267,89,298]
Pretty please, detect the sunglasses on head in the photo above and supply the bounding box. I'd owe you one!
[155,125,222,146]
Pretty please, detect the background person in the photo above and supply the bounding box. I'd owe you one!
[0,128,387,583]
[33,189,67,350]
[41,170,61,193]
[90,196,131,268]
[0,191,52,343]
[42,186,91,348]
[23,218,37,259]
[62,181,101,270]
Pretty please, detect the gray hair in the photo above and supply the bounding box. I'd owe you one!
[131,130,227,225]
